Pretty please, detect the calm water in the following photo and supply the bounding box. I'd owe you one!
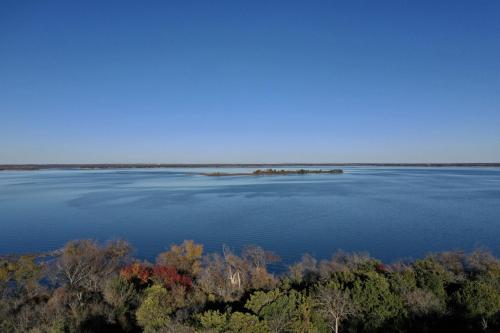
[1,167,499,267]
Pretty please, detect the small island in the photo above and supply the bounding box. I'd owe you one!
[202,168,344,176]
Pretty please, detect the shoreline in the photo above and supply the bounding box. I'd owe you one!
[1,162,500,171]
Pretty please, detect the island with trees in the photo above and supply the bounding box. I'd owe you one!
[1,240,499,332]
[202,169,344,177]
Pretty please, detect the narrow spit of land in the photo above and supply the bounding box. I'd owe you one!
[201,168,344,176]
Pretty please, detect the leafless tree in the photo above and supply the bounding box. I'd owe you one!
[288,253,318,284]
[223,245,243,291]
[198,252,245,302]
[403,289,443,317]
[56,240,131,295]
[315,285,356,333]
[242,245,280,271]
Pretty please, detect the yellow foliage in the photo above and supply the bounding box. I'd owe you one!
[157,240,203,275]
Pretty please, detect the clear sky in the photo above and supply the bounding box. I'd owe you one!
[1,1,499,163]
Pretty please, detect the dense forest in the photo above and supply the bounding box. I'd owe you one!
[1,240,499,333]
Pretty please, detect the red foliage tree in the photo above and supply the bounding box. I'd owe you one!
[120,262,192,289]
[375,263,388,273]
[151,265,192,289]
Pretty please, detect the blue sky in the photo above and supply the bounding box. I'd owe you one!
[1,1,499,163]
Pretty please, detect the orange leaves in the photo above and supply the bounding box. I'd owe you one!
[120,262,151,284]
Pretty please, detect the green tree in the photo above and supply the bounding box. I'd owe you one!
[136,285,173,332]
[351,271,405,331]
[228,312,270,333]
[413,258,449,305]
[197,310,228,332]
[246,289,317,333]
[290,293,317,333]
[455,279,500,330]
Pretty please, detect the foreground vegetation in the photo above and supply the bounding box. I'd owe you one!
[1,241,499,333]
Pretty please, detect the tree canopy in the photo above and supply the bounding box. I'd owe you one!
[0,241,499,332]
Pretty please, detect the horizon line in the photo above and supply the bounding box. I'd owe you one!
[1,162,500,171]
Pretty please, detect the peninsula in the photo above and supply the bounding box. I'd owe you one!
[201,168,344,176]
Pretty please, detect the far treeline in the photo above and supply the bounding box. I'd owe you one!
[1,163,500,171]
[1,241,499,333]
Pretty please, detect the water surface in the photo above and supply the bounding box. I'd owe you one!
[1,167,499,267]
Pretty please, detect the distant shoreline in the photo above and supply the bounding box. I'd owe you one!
[1,163,500,171]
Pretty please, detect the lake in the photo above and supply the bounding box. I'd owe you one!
[1,167,499,268]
